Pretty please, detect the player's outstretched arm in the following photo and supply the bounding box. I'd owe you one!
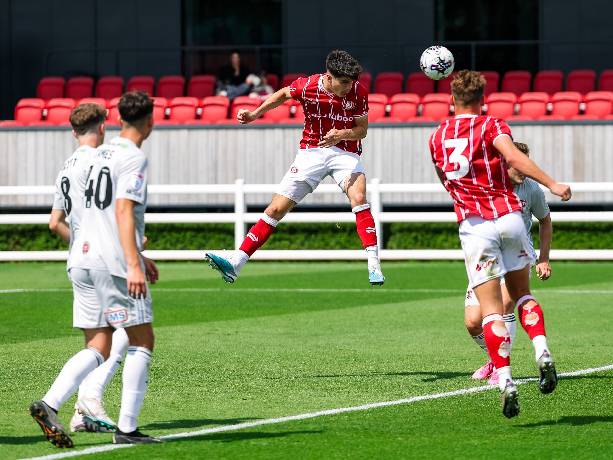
[494,135,572,201]
[116,198,146,298]
[237,87,292,124]
[318,114,368,148]
[48,209,70,243]
[536,214,553,280]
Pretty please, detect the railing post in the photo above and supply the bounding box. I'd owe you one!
[370,178,383,251]
[234,179,246,249]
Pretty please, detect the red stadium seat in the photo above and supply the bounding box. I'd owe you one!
[481,71,500,96]
[78,98,107,108]
[368,94,387,121]
[0,120,25,127]
[501,71,531,96]
[358,72,372,92]
[127,76,155,95]
[389,94,419,121]
[106,97,121,124]
[263,100,292,122]
[281,73,307,88]
[168,97,199,122]
[405,72,434,97]
[517,92,549,119]
[95,76,124,100]
[201,96,230,122]
[230,96,261,119]
[533,70,563,95]
[151,97,168,121]
[374,72,403,98]
[265,73,279,91]
[581,91,613,118]
[157,76,185,99]
[37,77,65,100]
[436,72,457,94]
[485,92,517,119]
[46,98,76,124]
[15,98,45,124]
[548,92,582,119]
[421,93,451,121]
[66,77,94,100]
[187,75,216,98]
[598,70,613,92]
[566,70,596,94]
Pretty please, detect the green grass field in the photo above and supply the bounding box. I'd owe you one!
[1,261,612,459]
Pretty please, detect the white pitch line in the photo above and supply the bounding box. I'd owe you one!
[21,363,613,460]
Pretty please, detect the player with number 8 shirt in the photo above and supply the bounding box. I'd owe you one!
[428,70,571,418]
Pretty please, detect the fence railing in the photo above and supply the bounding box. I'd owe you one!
[1,180,613,261]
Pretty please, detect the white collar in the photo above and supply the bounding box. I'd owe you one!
[454,114,478,118]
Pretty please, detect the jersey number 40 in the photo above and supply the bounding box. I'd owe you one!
[85,166,113,210]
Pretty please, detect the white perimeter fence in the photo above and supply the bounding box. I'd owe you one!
[1,180,613,261]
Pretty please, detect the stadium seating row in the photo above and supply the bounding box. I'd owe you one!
[4,91,612,127]
[33,69,613,103]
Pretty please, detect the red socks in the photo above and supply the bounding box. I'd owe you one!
[239,216,277,256]
[517,295,547,339]
[482,314,511,371]
[353,204,377,248]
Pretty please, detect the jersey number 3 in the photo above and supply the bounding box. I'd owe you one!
[444,138,469,180]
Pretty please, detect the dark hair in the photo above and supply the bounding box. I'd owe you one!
[514,141,530,155]
[70,103,106,135]
[118,91,153,124]
[451,70,486,106]
[326,50,362,80]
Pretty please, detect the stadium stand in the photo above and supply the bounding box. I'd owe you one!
[533,70,563,95]
[66,77,94,99]
[14,98,45,124]
[152,97,169,122]
[157,76,185,99]
[547,92,582,119]
[78,98,107,108]
[230,96,261,119]
[45,98,76,124]
[106,97,121,125]
[501,71,531,96]
[358,72,372,92]
[485,92,517,118]
[95,76,124,99]
[262,100,292,122]
[374,72,403,98]
[168,97,199,122]
[367,93,388,121]
[598,70,613,91]
[436,72,457,94]
[187,75,216,98]
[516,92,549,119]
[388,93,420,121]
[481,71,500,96]
[201,96,230,123]
[281,73,307,88]
[265,73,279,91]
[405,72,435,97]
[127,76,155,95]
[421,93,451,121]
[577,91,613,119]
[36,77,65,100]
[566,70,596,94]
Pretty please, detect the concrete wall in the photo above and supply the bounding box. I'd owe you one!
[1,123,612,207]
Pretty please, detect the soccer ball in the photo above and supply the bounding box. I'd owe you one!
[420,46,455,81]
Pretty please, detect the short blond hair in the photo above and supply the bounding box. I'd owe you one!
[70,103,106,135]
[451,70,486,106]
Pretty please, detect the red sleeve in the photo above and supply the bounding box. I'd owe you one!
[353,81,369,118]
[486,118,513,146]
[289,77,307,101]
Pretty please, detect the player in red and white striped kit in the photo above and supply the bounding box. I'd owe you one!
[206,50,384,285]
[429,70,571,418]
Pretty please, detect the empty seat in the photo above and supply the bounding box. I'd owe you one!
[106,97,121,125]
[358,72,372,92]
[389,94,420,121]
[436,72,457,94]
[581,91,613,118]
[66,77,94,99]
[46,98,76,124]
[517,92,549,119]
[547,91,582,119]
[127,76,155,95]
[187,75,216,98]
[281,73,308,88]
[405,72,434,97]
[265,73,279,91]
[374,72,403,98]
[95,76,124,100]
[37,77,65,100]
[421,93,451,121]
[598,70,613,92]
[151,97,168,121]
[157,76,185,99]
[533,70,563,95]
[262,100,292,122]
[168,97,199,122]
[481,71,500,96]
[230,96,261,119]
[368,93,387,121]
[0,120,25,127]
[485,92,517,119]
[77,98,107,109]
[15,98,45,124]
[501,71,531,96]
[201,96,230,122]
[566,70,596,94]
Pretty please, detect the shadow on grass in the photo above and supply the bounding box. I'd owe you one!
[188,430,322,443]
[267,370,471,382]
[143,417,258,430]
[519,415,613,428]
[0,435,48,445]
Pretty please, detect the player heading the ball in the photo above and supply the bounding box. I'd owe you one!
[206,50,384,286]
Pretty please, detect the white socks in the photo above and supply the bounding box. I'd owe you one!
[471,333,488,353]
[496,366,512,391]
[117,346,152,433]
[43,347,104,411]
[77,328,130,402]
[532,335,549,360]
[503,313,517,350]
[366,245,380,272]
[232,250,250,274]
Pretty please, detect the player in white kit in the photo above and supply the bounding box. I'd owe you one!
[30,93,160,447]
[464,142,555,387]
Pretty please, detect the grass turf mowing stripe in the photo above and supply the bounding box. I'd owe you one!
[22,363,613,460]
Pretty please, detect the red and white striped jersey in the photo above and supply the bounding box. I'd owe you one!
[429,114,522,222]
[289,74,368,154]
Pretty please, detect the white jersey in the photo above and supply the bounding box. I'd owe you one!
[72,136,148,278]
[514,178,550,234]
[52,145,96,270]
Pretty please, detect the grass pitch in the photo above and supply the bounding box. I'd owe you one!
[0,261,612,459]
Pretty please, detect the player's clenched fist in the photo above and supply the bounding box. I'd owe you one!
[549,182,572,201]
[237,109,258,124]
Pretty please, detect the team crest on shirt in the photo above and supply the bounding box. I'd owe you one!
[342,100,355,110]
[520,199,527,209]
[105,307,129,326]
[82,242,89,254]
[127,173,144,197]
[290,166,298,173]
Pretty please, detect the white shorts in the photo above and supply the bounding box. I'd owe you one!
[277,147,365,203]
[70,268,153,329]
[459,211,535,290]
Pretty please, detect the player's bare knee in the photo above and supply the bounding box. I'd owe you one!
[464,307,482,335]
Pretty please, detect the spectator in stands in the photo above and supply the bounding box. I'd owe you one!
[249,72,275,99]
[217,50,261,100]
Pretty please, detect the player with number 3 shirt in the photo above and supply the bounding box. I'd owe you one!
[429,70,571,419]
